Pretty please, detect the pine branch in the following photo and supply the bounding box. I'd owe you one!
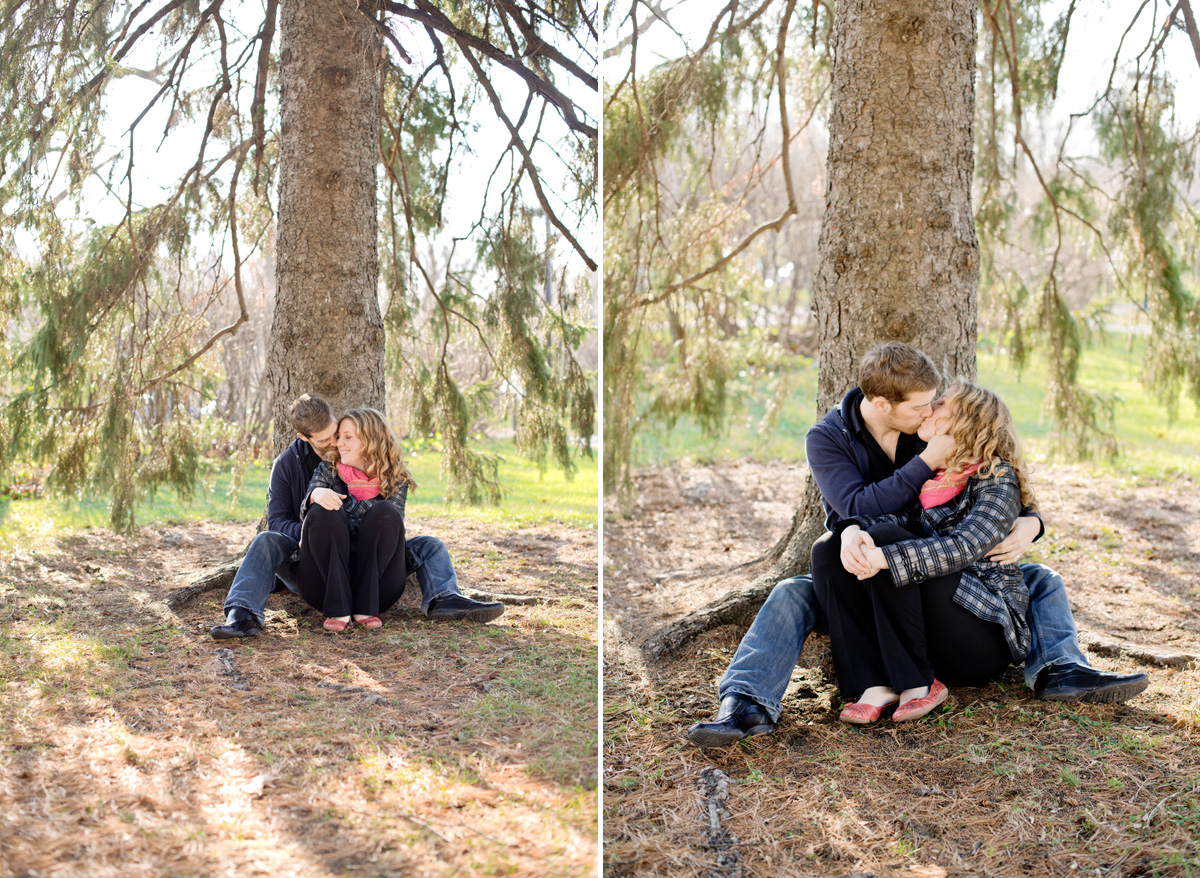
[381,0,597,140]
[460,43,597,271]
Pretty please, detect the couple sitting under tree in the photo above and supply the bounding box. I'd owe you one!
[689,343,1148,744]
[210,394,503,639]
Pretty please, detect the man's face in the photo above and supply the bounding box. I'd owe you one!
[302,420,339,457]
[882,389,937,434]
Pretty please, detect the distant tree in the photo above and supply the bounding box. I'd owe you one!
[1,0,598,530]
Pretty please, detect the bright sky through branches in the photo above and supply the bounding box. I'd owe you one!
[37,3,597,274]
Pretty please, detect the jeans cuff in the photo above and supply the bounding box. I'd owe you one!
[1024,656,1079,690]
[717,686,782,723]
[421,586,460,616]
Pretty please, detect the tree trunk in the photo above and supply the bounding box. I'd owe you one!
[165,1,386,610]
[267,0,386,455]
[643,0,980,658]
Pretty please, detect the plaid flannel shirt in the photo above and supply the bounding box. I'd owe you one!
[300,461,408,535]
[844,466,1032,663]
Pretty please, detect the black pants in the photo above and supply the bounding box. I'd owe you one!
[296,503,407,618]
[811,524,1011,699]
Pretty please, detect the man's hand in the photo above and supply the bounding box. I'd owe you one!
[919,433,954,470]
[987,515,1040,565]
[311,487,347,511]
[840,526,878,578]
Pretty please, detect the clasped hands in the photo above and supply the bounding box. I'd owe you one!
[838,515,1041,580]
[839,526,887,579]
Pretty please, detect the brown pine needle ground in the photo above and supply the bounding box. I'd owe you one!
[0,515,598,877]
[604,461,1200,878]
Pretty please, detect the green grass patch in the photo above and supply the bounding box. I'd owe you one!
[977,335,1200,479]
[0,439,597,539]
[631,332,1200,478]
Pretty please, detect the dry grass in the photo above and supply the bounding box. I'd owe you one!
[0,516,598,877]
[604,461,1200,878]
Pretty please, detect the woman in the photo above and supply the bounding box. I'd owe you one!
[297,408,417,631]
[811,381,1036,724]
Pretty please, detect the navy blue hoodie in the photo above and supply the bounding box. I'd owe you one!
[265,437,325,543]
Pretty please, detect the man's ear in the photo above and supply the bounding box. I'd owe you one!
[297,433,308,444]
[870,396,891,415]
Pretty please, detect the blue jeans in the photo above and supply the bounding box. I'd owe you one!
[224,531,461,623]
[717,562,1089,721]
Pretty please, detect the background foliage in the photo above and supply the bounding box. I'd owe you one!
[602,0,1200,500]
[1,0,598,530]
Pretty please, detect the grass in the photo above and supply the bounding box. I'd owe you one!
[0,438,597,543]
[632,332,1200,478]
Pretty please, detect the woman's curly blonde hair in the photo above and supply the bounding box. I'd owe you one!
[332,408,416,498]
[942,381,1036,510]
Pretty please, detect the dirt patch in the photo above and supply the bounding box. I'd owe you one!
[0,515,597,878]
[604,460,1200,878]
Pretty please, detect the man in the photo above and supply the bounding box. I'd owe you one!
[210,394,504,638]
[688,342,1148,746]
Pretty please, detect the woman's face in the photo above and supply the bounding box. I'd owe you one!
[917,398,954,442]
[336,419,366,470]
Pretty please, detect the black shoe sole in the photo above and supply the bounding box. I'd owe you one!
[209,626,262,640]
[427,605,505,624]
[1039,676,1149,703]
[686,722,775,748]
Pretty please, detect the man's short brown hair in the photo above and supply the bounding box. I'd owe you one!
[858,342,941,404]
[289,394,335,437]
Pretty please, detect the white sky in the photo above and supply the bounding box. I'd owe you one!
[602,0,1200,132]
[43,4,598,276]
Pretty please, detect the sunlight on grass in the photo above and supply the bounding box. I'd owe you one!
[977,336,1200,479]
[631,332,1200,479]
[0,438,597,536]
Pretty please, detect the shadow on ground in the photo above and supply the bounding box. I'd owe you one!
[0,515,598,878]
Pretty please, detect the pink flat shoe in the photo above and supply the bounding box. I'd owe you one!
[322,618,350,632]
[893,679,948,722]
[355,616,383,630]
[839,700,898,725]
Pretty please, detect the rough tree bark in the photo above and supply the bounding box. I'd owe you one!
[169,0,386,608]
[643,0,981,658]
[266,0,387,457]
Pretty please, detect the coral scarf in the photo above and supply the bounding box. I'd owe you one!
[919,463,980,509]
[338,462,381,501]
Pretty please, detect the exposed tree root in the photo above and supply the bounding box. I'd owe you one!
[1085,634,1200,669]
[164,560,557,614]
[165,557,243,611]
[641,475,826,659]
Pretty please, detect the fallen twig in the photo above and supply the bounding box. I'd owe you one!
[213,646,250,691]
[697,765,742,878]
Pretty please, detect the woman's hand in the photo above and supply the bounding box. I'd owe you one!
[311,487,347,511]
[986,514,1039,565]
[855,546,888,580]
[841,526,888,578]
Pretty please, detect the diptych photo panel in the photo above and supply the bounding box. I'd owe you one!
[3,1,1200,876]
[2,2,599,876]
[601,1,1197,877]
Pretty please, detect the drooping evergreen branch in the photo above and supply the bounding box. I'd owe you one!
[381,0,598,140]
[460,42,598,271]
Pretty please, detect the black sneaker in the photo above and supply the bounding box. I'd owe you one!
[426,594,505,623]
[209,607,263,640]
[1034,663,1149,703]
